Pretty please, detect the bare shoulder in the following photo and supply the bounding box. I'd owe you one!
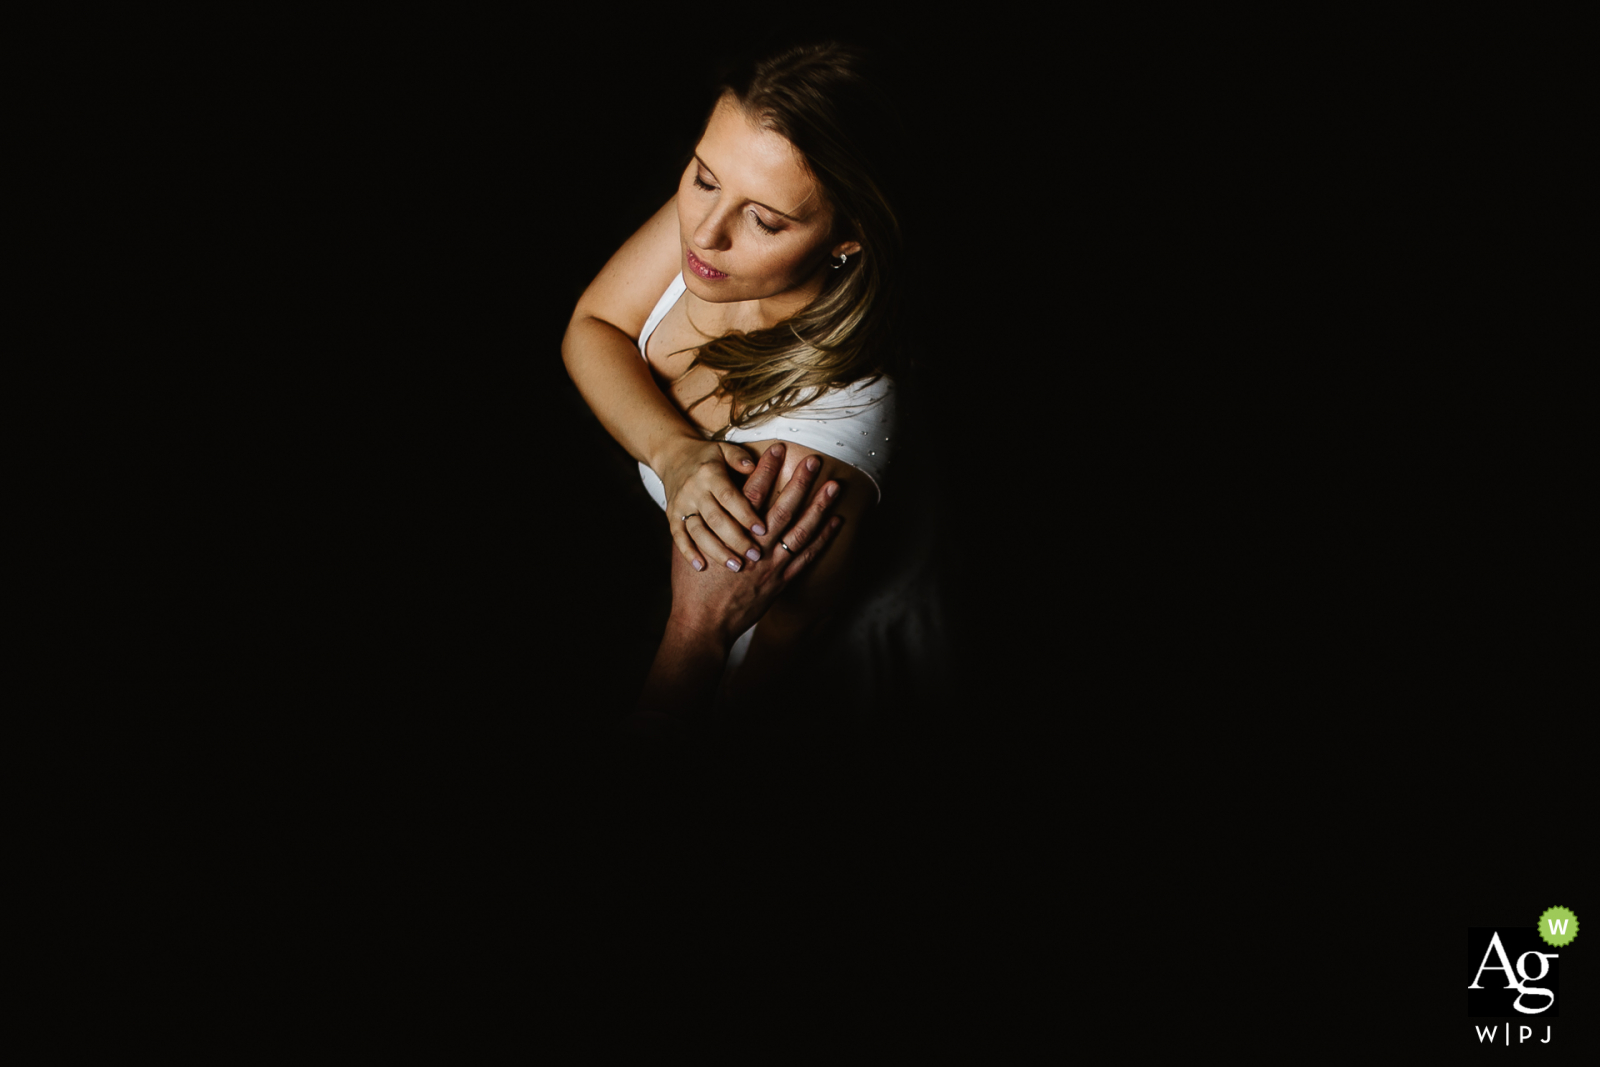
[569,196,683,339]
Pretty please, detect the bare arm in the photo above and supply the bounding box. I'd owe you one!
[561,196,707,475]
[561,196,766,570]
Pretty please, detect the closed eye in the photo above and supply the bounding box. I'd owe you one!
[695,175,781,235]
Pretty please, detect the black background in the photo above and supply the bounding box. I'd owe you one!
[159,13,1363,741]
[113,8,1479,1029]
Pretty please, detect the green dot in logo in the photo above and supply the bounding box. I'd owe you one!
[1538,906,1579,948]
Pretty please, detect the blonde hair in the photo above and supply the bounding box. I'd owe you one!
[673,42,906,435]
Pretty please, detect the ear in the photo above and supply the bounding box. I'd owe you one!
[832,239,862,259]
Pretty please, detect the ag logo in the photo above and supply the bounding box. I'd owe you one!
[1468,927,1559,1017]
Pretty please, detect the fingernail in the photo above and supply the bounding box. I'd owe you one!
[692,559,704,571]
[746,548,761,561]
[751,523,766,535]
[769,445,782,456]
[742,459,752,467]
[806,456,820,472]
[826,482,838,497]
[831,517,842,529]
[726,559,741,571]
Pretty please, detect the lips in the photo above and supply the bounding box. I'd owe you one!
[686,250,727,280]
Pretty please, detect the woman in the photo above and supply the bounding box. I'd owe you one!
[561,42,907,727]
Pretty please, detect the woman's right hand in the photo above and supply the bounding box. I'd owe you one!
[657,438,766,573]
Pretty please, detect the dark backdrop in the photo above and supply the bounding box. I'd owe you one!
[195,15,1337,741]
[136,12,1381,1013]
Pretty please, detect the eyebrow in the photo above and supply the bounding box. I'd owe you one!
[695,154,805,223]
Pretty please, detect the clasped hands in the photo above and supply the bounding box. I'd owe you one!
[665,441,843,652]
[620,442,842,738]
[658,438,784,574]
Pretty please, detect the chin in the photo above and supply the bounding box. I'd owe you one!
[685,273,744,304]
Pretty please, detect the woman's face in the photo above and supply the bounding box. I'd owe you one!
[676,94,859,306]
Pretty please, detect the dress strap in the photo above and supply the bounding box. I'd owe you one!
[637,273,687,360]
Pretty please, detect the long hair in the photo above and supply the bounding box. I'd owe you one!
[674,42,907,435]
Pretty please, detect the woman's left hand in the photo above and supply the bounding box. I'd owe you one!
[666,442,844,651]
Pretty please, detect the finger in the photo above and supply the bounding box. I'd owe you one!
[712,482,767,552]
[784,514,844,582]
[671,515,705,572]
[765,454,824,539]
[688,512,750,572]
[776,477,839,559]
[705,496,764,566]
[719,442,758,475]
[741,443,786,523]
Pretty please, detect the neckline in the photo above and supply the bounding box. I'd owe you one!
[639,273,687,362]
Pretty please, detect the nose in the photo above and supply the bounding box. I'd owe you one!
[692,204,733,252]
